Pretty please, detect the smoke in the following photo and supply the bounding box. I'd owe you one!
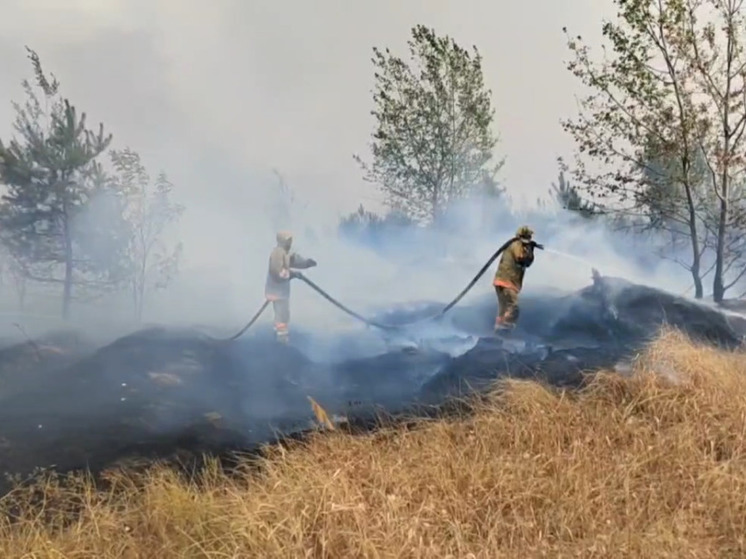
[0,2,699,348]
[0,148,699,356]
[127,176,698,352]
[0,3,735,485]
[0,154,733,482]
[0,21,700,350]
[157,184,690,324]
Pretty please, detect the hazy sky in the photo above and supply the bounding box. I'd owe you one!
[0,0,614,216]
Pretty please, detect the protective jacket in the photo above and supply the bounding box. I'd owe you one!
[494,238,535,291]
[264,231,316,300]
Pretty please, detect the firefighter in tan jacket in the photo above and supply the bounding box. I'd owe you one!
[493,225,536,331]
[265,231,317,343]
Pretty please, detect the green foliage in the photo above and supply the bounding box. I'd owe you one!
[563,0,746,301]
[339,204,384,231]
[549,168,596,218]
[561,0,746,299]
[0,48,114,317]
[338,204,413,243]
[356,25,504,225]
[0,48,184,318]
[562,0,705,207]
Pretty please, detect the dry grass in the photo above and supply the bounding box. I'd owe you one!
[1,328,746,557]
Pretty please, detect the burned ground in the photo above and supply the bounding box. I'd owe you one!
[0,275,741,494]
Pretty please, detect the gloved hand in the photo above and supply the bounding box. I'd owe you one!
[307,258,318,267]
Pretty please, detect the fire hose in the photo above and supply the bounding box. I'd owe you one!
[222,300,271,341]
[222,236,543,341]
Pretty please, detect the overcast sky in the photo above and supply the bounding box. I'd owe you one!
[0,0,615,215]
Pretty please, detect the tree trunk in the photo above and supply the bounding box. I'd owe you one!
[62,208,73,320]
[691,262,703,299]
[713,193,728,302]
[683,179,704,299]
[431,186,439,225]
[713,14,734,304]
[135,281,145,323]
[62,242,73,320]
[132,280,139,323]
[133,255,147,323]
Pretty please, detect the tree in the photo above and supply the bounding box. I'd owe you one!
[0,47,113,318]
[562,0,708,297]
[549,167,596,218]
[688,0,746,301]
[563,0,746,302]
[355,25,504,225]
[338,204,413,246]
[110,148,184,322]
[339,204,384,232]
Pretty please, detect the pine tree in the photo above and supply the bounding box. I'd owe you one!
[549,168,595,218]
[0,48,112,318]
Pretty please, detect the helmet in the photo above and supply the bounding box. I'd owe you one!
[516,225,533,239]
[276,230,293,248]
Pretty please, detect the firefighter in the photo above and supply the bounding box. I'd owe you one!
[493,225,536,331]
[265,231,317,343]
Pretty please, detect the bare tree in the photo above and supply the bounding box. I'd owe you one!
[110,148,184,322]
[686,0,746,301]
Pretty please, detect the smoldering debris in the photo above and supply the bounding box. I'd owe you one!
[0,275,741,494]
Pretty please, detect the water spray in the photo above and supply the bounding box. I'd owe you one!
[542,247,599,271]
[543,247,690,296]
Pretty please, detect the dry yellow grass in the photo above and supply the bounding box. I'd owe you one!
[1,328,746,558]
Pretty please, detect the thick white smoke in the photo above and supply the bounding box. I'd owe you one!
[138,176,696,341]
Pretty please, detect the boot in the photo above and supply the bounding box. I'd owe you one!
[276,331,289,344]
[494,317,513,334]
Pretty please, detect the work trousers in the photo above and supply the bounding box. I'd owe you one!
[495,285,519,328]
[272,298,290,342]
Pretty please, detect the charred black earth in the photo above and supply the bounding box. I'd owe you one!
[0,274,742,492]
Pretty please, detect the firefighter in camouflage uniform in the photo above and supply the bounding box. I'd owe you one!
[493,225,536,331]
[265,231,317,343]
